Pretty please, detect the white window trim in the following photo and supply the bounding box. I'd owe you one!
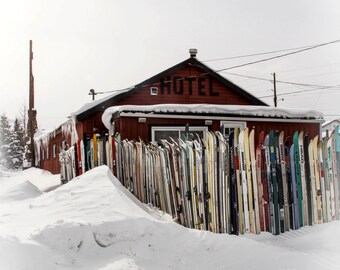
[220,121,246,129]
[151,126,208,142]
[220,121,246,136]
[150,87,159,95]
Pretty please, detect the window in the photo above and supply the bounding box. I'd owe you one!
[42,149,45,160]
[220,121,246,137]
[53,144,57,159]
[150,87,158,95]
[151,126,208,143]
[46,147,49,160]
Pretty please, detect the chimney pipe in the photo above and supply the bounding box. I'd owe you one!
[189,48,198,58]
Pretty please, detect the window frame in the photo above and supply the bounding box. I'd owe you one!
[220,121,246,137]
[53,144,57,159]
[151,126,208,143]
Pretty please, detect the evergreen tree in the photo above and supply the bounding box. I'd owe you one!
[24,109,37,168]
[11,118,24,169]
[0,114,14,169]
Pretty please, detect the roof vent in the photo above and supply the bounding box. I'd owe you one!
[189,48,198,58]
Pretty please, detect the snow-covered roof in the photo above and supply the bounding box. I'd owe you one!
[34,117,78,151]
[102,104,324,129]
[322,118,340,128]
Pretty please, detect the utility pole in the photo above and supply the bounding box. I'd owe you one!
[273,72,277,107]
[28,40,36,167]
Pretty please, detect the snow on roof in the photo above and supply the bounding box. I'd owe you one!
[34,117,78,159]
[70,87,134,117]
[322,118,340,127]
[102,104,324,129]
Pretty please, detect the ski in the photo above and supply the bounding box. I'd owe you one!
[249,129,260,234]
[293,131,303,227]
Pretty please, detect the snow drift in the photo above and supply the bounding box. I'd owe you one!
[0,180,42,201]
[0,166,340,270]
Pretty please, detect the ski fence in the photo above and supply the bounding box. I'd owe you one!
[59,128,340,235]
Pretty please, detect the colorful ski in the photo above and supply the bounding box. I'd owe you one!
[298,131,308,226]
[274,131,284,233]
[264,133,274,233]
[234,128,245,234]
[244,128,255,233]
[269,130,280,235]
[290,144,299,229]
[304,133,313,226]
[239,129,250,233]
[293,131,303,227]
[279,131,289,231]
[249,129,260,233]
[256,131,265,231]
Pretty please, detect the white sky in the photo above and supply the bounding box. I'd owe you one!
[1,0,340,130]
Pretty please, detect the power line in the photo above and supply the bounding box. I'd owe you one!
[211,39,340,73]
[258,85,340,99]
[222,72,271,82]
[203,45,316,62]
[223,71,340,89]
[276,62,340,74]
[203,40,340,63]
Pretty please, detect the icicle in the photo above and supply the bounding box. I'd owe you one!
[61,116,78,146]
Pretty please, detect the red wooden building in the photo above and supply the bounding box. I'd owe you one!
[36,49,324,174]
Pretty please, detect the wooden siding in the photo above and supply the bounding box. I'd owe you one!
[115,66,255,106]
[81,111,107,136]
[115,116,321,145]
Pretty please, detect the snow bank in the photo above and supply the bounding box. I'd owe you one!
[0,167,61,192]
[102,104,324,129]
[1,166,340,270]
[0,180,42,201]
[0,236,57,269]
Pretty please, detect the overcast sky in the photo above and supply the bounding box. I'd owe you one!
[1,0,340,130]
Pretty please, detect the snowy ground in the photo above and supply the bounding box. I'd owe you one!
[0,166,340,270]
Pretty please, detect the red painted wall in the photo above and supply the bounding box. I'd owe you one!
[38,129,72,174]
[113,116,321,146]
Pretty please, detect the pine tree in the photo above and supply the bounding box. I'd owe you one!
[24,109,37,168]
[11,118,24,169]
[0,114,14,169]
